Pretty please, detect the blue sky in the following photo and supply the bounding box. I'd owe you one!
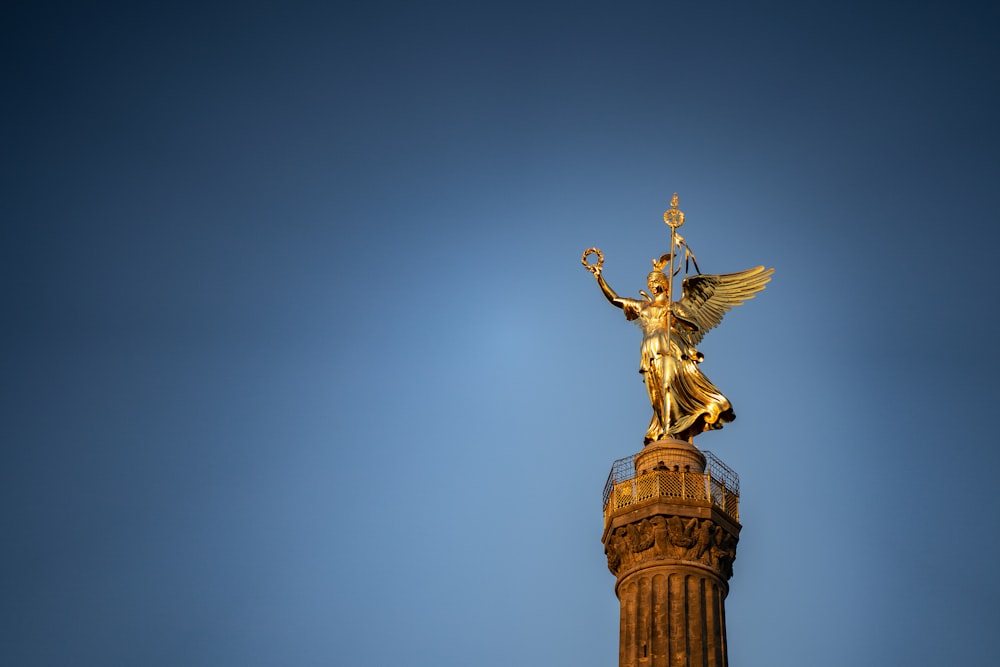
[4,2,999,665]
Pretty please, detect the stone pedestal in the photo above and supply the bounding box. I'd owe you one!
[602,439,740,667]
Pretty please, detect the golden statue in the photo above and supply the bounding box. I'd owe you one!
[582,194,773,444]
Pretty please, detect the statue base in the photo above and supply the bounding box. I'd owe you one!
[635,438,706,475]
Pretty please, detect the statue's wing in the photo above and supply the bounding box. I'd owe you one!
[676,266,773,345]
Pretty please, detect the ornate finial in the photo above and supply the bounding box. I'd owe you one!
[663,193,685,229]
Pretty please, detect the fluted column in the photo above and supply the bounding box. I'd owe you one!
[602,440,740,667]
[616,566,729,667]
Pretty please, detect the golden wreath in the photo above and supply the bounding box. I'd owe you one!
[581,247,604,274]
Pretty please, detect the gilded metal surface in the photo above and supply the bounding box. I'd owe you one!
[663,192,685,228]
[581,247,604,274]
[584,194,773,444]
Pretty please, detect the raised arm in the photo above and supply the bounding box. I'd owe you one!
[593,267,641,320]
[581,248,640,319]
[594,268,623,308]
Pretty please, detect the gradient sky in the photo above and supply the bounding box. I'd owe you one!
[4,2,999,666]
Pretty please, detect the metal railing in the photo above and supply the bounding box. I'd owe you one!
[602,450,740,522]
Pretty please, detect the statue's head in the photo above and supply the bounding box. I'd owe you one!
[647,270,669,295]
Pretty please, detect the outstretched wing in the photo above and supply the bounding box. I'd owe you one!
[675,266,773,345]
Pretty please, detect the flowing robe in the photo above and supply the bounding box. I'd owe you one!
[620,298,734,443]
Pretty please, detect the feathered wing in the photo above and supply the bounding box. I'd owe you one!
[675,266,774,345]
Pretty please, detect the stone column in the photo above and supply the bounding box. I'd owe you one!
[602,440,740,667]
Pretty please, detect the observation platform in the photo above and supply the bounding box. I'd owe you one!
[602,448,740,528]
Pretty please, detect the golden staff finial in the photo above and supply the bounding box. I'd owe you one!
[663,193,685,229]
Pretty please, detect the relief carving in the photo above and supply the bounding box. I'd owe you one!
[604,515,738,579]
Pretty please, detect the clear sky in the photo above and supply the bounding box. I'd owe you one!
[4,2,999,666]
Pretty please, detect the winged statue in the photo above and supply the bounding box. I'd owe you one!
[582,196,773,445]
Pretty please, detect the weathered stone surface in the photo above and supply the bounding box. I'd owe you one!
[604,514,738,582]
[602,440,740,667]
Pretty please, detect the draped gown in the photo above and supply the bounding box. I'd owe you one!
[619,297,733,444]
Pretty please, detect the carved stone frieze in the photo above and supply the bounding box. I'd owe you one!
[604,514,738,580]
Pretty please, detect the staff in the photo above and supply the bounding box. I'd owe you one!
[662,193,686,434]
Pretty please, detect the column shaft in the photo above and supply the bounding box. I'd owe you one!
[617,568,728,667]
